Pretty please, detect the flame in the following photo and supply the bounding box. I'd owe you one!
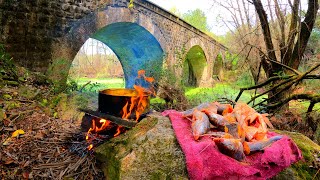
[86,118,113,150]
[114,126,125,137]
[88,144,93,150]
[121,70,155,121]
[137,69,145,78]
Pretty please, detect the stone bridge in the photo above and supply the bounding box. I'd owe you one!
[0,0,227,88]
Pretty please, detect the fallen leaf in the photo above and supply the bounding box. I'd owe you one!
[34,131,45,140]
[22,171,29,179]
[3,137,13,145]
[4,158,14,165]
[22,160,31,168]
[0,110,6,121]
[12,129,25,138]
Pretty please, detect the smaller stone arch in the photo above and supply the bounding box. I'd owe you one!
[183,37,210,87]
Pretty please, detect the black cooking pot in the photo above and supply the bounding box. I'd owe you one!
[98,88,150,118]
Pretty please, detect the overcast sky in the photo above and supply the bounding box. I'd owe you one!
[148,0,309,36]
[148,0,228,35]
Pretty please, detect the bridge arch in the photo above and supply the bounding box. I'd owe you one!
[91,22,164,88]
[50,7,167,88]
[183,38,210,87]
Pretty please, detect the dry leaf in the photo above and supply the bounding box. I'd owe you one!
[12,129,25,138]
[34,132,45,140]
[22,171,29,179]
[22,160,31,168]
[3,137,13,145]
[4,158,14,165]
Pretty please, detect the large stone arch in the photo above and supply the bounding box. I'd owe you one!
[49,7,167,88]
[182,37,211,87]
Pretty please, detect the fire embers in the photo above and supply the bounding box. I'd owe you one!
[83,116,125,150]
[182,102,281,161]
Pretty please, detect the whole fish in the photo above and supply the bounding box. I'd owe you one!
[214,138,245,161]
[191,110,210,140]
[204,131,232,138]
[243,135,283,155]
[203,108,229,129]
[225,123,244,140]
[216,103,233,115]
[182,102,216,118]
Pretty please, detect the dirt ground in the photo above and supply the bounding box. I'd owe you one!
[0,86,104,180]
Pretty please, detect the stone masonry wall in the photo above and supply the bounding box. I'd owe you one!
[0,0,112,72]
[0,0,227,86]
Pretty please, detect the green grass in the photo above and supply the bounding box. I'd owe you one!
[184,83,267,106]
[290,101,320,113]
[71,77,125,92]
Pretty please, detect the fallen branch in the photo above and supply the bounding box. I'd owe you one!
[266,94,320,109]
[267,94,320,131]
[78,108,137,128]
[235,62,320,113]
[253,63,320,108]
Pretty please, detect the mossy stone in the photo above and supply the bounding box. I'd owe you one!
[95,114,188,180]
[272,130,320,180]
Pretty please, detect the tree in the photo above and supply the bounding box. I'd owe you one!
[169,7,183,17]
[251,0,319,106]
[216,0,319,110]
[182,9,210,32]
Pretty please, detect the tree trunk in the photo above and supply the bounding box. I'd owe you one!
[252,0,319,111]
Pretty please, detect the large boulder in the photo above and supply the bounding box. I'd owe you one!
[95,114,320,179]
[95,113,188,179]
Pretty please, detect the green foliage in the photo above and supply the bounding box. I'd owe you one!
[235,71,254,87]
[307,28,320,54]
[169,7,182,17]
[39,99,48,107]
[47,58,72,93]
[184,83,266,106]
[224,52,239,70]
[182,9,210,32]
[71,77,125,92]
[128,0,134,8]
[0,44,19,85]
[3,94,12,100]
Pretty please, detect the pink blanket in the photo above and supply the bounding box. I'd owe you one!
[162,110,302,180]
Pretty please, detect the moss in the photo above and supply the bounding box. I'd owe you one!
[95,117,159,179]
[95,143,121,180]
[95,115,188,179]
[273,130,320,179]
[150,170,167,180]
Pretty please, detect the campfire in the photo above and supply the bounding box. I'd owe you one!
[81,70,155,150]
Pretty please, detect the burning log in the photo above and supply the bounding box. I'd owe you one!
[78,108,137,128]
